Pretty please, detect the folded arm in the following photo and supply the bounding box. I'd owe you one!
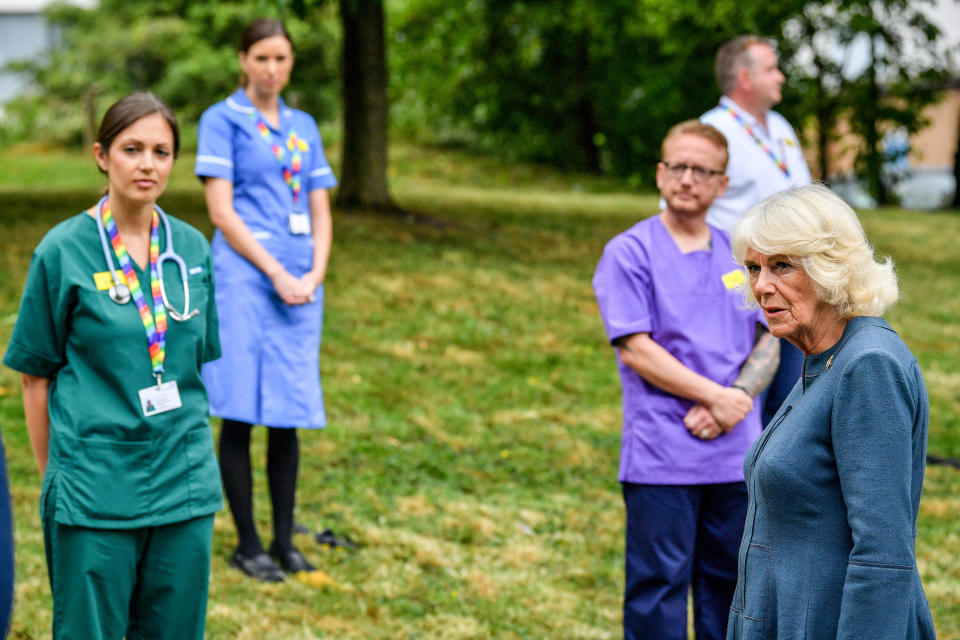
[204,177,314,305]
[733,324,780,397]
[614,332,754,437]
[299,188,333,299]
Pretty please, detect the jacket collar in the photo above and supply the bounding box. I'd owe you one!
[801,316,889,389]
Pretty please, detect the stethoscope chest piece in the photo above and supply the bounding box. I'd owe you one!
[109,283,131,305]
[96,197,198,320]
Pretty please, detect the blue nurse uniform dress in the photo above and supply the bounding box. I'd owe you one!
[195,89,337,429]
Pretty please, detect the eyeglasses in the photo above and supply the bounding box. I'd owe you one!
[661,162,724,183]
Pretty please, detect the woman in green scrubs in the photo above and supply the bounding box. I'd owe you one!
[3,93,222,640]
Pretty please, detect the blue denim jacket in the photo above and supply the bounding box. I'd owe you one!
[727,317,936,640]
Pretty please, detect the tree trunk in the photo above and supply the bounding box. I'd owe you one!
[573,31,600,173]
[83,86,99,150]
[863,35,889,206]
[815,62,831,180]
[337,0,394,211]
[953,107,960,208]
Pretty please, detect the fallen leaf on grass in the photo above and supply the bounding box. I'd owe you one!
[296,570,337,588]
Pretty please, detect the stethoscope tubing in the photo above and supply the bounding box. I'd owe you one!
[95,196,198,321]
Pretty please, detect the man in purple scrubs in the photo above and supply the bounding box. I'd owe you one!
[592,120,779,640]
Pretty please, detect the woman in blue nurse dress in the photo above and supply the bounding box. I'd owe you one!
[194,17,336,582]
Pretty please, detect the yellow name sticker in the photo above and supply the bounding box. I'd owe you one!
[93,270,127,291]
[721,269,745,290]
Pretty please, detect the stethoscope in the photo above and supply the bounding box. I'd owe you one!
[95,197,199,321]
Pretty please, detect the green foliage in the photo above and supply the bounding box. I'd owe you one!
[0,0,340,149]
[389,0,950,189]
[779,0,953,202]
[841,1,951,204]
[388,0,804,184]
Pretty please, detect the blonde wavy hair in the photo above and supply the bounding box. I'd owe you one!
[730,184,898,318]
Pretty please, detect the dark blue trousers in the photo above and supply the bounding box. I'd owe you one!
[0,434,14,639]
[760,339,804,427]
[622,482,747,640]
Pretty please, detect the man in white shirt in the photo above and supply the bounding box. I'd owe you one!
[702,35,812,424]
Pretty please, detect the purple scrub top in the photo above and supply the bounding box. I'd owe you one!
[195,90,337,429]
[593,216,764,484]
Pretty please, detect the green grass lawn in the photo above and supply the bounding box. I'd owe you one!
[0,146,958,638]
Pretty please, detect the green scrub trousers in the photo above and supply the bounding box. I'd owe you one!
[43,506,214,640]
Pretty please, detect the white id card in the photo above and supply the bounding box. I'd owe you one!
[138,380,182,417]
[288,213,310,235]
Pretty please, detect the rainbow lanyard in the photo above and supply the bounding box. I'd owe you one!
[720,103,790,178]
[100,198,168,381]
[250,111,309,211]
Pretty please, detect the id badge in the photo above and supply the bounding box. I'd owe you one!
[138,380,182,417]
[288,213,310,235]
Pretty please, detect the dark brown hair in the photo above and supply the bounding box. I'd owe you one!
[238,18,294,87]
[96,92,180,165]
[239,18,293,53]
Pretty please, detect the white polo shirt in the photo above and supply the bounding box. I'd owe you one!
[701,96,812,232]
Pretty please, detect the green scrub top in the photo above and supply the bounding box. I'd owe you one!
[3,211,223,529]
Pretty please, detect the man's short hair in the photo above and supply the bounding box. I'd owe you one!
[661,120,729,170]
[715,35,776,95]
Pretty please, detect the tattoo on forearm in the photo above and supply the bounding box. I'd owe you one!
[734,327,780,397]
[613,336,635,355]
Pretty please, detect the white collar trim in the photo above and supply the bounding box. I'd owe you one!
[226,96,255,115]
[226,97,294,121]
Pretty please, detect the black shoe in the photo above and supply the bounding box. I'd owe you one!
[270,545,317,574]
[315,528,358,549]
[292,522,311,535]
[228,550,285,583]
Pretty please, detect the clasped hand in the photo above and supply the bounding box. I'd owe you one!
[683,387,753,441]
[271,269,323,305]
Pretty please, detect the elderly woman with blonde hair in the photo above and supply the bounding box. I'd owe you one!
[725,184,936,640]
